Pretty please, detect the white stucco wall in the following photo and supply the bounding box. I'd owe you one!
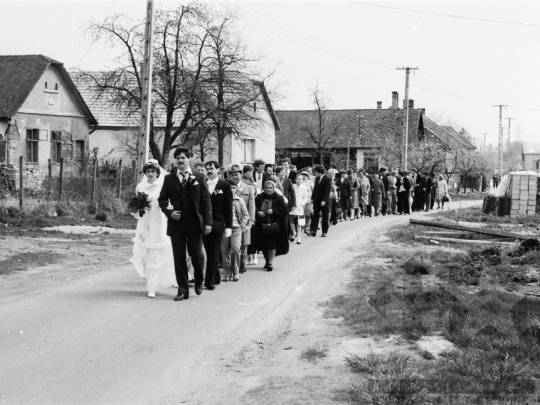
[9,66,90,169]
[524,154,540,173]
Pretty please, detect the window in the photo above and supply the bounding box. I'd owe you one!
[253,102,257,112]
[55,83,58,90]
[536,160,540,170]
[45,82,47,89]
[51,131,62,163]
[242,139,255,163]
[75,140,85,162]
[26,129,39,163]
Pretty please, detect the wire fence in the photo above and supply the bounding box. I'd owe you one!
[1,157,140,215]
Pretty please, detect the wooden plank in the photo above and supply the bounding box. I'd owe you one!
[410,219,537,240]
[421,231,511,240]
[415,235,516,246]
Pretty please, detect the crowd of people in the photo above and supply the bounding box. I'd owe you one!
[130,146,451,301]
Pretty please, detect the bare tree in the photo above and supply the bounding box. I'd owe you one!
[80,4,213,166]
[300,84,342,165]
[199,11,273,165]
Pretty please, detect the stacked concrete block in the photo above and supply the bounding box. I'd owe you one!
[509,172,539,217]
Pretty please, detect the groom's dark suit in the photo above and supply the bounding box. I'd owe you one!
[158,167,212,297]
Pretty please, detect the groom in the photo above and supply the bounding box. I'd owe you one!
[158,147,212,301]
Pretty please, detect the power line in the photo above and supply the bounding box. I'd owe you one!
[349,1,540,28]
[221,1,393,67]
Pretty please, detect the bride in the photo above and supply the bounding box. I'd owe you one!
[130,159,176,298]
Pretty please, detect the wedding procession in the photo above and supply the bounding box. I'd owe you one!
[130,145,453,301]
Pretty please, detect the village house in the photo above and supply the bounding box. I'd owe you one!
[72,74,279,167]
[522,142,540,173]
[275,92,425,171]
[275,91,474,172]
[0,55,97,188]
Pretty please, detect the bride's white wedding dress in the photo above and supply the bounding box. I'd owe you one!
[130,169,176,294]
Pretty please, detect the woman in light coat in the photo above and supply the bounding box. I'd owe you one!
[436,175,449,209]
[358,171,371,218]
[290,173,309,244]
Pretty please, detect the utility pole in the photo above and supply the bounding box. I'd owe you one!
[397,67,418,171]
[493,105,508,176]
[481,133,488,152]
[506,117,516,145]
[137,0,155,173]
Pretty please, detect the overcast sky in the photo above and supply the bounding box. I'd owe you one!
[2,0,539,147]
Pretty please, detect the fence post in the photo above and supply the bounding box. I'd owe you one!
[117,159,123,198]
[91,158,97,205]
[19,156,23,211]
[59,158,64,202]
[48,159,52,177]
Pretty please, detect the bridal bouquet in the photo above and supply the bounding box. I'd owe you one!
[128,192,151,217]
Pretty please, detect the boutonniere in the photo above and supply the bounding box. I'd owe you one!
[190,175,196,181]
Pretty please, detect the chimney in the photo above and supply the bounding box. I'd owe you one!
[377,101,382,109]
[421,108,426,114]
[403,99,407,109]
[409,99,414,109]
[391,92,398,109]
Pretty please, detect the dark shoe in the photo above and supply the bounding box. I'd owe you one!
[297,241,301,245]
[267,264,273,271]
[195,286,203,295]
[264,262,268,269]
[205,284,215,291]
[321,233,327,237]
[310,232,316,237]
[174,293,188,301]
[215,278,221,285]
[188,279,195,284]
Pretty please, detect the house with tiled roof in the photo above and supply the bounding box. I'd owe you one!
[275,92,424,170]
[0,55,97,186]
[71,73,279,166]
[441,126,476,150]
[522,142,540,173]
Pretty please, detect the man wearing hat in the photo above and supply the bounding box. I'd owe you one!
[229,164,255,273]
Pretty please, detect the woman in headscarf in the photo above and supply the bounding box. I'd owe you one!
[254,179,289,271]
[370,172,385,216]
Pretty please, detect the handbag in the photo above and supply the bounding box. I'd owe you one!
[261,222,279,236]
[442,194,451,202]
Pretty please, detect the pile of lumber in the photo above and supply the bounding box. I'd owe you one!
[410,219,537,246]
[509,173,538,217]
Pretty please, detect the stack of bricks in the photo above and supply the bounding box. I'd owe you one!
[509,173,539,217]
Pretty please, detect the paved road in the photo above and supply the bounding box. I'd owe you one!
[0,201,481,405]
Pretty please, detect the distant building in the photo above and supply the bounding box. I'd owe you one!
[0,55,97,188]
[72,74,279,167]
[522,142,540,173]
[275,92,425,171]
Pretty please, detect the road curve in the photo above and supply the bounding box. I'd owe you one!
[0,201,482,405]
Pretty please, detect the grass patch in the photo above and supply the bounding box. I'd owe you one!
[0,252,63,275]
[329,251,540,402]
[435,206,540,229]
[300,342,328,363]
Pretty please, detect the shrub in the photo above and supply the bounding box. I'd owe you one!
[95,211,109,222]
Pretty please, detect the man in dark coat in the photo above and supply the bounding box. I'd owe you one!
[379,167,389,215]
[422,171,432,211]
[339,170,352,220]
[310,165,332,237]
[158,147,212,301]
[203,161,233,290]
